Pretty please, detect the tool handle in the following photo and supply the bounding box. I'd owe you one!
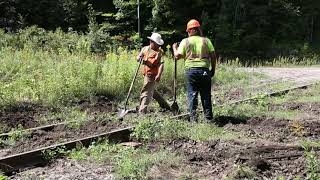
[173,57,177,101]
[124,57,143,109]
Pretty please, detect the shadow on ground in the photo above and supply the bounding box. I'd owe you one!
[214,115,249,127]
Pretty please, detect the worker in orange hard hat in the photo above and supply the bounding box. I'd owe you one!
[186,19,201,32]
[173,19,217,122]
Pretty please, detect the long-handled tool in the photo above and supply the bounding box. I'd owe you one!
[171,57,179,115]
[118,58,143,119]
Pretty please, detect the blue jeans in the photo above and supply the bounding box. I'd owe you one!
[186,68,213,121]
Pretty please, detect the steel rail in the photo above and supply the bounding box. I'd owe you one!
[171,82,318,119]
[0,126,133,175]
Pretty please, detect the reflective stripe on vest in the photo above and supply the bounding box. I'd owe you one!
[185,37,210,60]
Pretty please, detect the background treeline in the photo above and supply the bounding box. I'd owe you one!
[0,0,319,59]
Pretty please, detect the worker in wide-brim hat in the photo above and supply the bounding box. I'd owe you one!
[172,19,217,122]
[137,32,171,114]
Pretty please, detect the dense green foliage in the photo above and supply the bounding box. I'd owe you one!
[0,29,187,109]
[0,28,319,110]
[1,0,319,59]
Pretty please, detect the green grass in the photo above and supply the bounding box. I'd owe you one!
[214,83,320,121]
[0,37,268,131]
[296,95,320,103]
[214,97,305,121]
[69,142,182,179]
[225,165,256,179]
[269,110,300,120]
[215,103,267,119]
[224,56,320,67]
[0,46,186,109]
[1,22,320,180]
[0,125,31,146]
[305,151,320,180]
[131,117,240,142]
[266,84,320,105]
[271,94,297,105]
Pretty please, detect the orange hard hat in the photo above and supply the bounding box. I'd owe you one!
[186,19,201,32]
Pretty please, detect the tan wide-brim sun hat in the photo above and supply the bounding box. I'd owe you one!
[147,32,164,46]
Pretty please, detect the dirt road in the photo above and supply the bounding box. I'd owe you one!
[245,67,320,85]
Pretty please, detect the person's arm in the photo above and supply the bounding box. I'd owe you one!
[210,52,217,77]
[172,43,184,60]
[206,38,217,77]
[137,47,144,61]
[155,49,164,82]
[155,64,164,82]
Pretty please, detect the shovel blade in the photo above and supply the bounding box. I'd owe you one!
[118,109,129,120]
[170,102,179,115]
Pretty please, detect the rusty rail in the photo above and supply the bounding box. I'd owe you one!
[171,82,318,119]
[0,127,133,175]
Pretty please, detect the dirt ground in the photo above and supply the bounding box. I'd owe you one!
[77,95,116,114]
[0,96,115,134]
[0,103,49,133]
[0,120,122,157]
[6,68,320,179]
[244,67,320,86]
[148,68,320,179]
[10,100,320,179]
[161,139,307,179]
[148,103,320,179]
[10,159,114,180]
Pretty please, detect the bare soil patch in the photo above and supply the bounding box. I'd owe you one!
[270,102,320,117]
[0,120,123,157]
[161,139,308,179]
[213,87,246,104]
[0,96,115,134]
[77,95,116,114]
[10,159,114,180]
[0,103,51,133]
[224,116,320,143]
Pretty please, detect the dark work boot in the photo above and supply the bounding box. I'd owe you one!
[153,90,171,111]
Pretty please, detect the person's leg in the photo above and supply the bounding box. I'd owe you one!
[199,69,213,121]
[139,75,156,114]
[153,90,171,110]
[186,69,199,122]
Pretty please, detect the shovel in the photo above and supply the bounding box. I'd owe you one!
[171,57,179,115]
[118,57,143,119]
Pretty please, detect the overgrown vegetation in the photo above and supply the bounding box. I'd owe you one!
[131,117,239,142]
[305,151,320,180]
[0,125,31,146]
[69,142,182,179]
[0,15,319,179]
[0,27,276,111]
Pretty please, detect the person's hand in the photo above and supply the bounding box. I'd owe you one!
[155,51,162,60]
[173,43,178,50]
[155,75,161,82]
[137,55,143,62]
[210,69,215,78]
